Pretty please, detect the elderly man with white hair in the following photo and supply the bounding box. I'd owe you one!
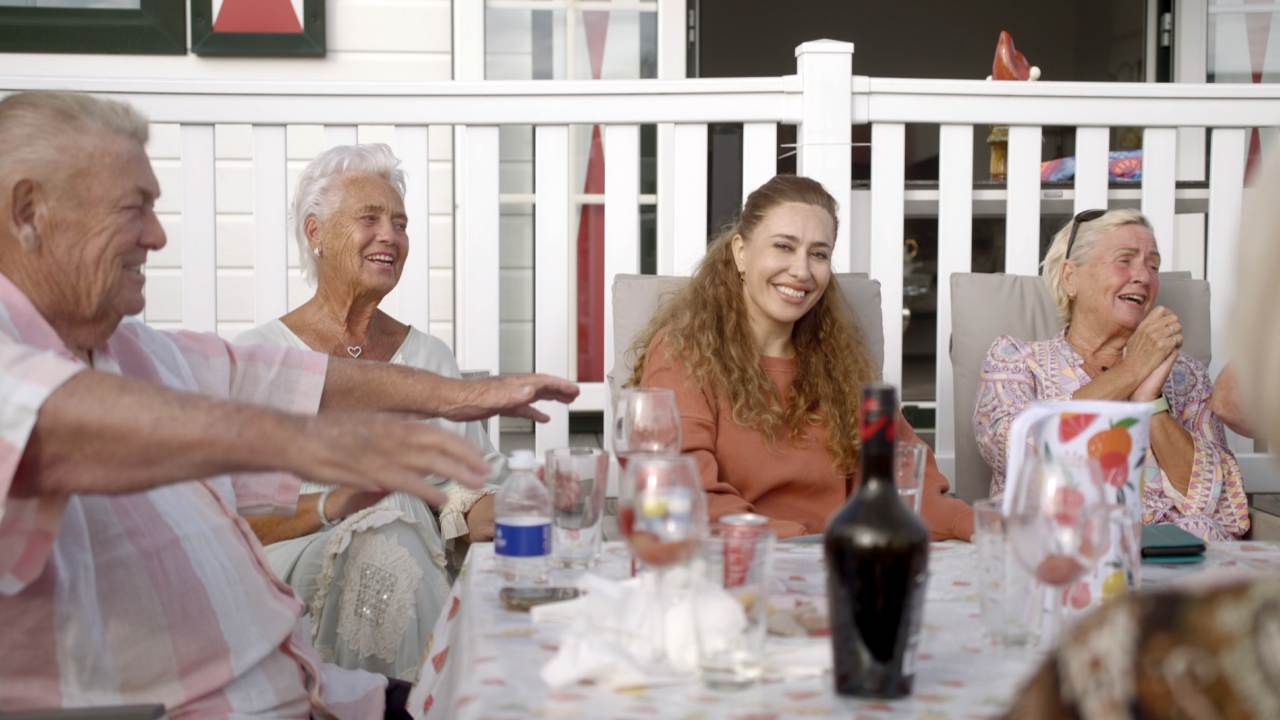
[0,90,577,717]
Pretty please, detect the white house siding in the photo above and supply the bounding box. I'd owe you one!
[6,0,458,347]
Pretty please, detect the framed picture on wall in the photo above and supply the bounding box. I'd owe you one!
[190,0,325,57]
[0,1,185,55]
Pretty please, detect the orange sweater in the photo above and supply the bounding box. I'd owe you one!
[640,334,974,541]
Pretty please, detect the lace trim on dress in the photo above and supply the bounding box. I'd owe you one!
[436,483,497,542]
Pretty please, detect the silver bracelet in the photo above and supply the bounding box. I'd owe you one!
[316,487,339,528]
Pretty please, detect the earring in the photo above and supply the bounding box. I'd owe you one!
[313,247,321,258]
[16,226,38,251]
[739,271,745,284]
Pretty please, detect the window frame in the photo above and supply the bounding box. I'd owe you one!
[190,0,325,57]
[0,0,185,55]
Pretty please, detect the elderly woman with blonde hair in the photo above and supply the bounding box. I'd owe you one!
[1001,155,1280,720]
[237,143,504,680]
[973,208,1247,541]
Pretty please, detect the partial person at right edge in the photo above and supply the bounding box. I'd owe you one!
[629,175,973,542]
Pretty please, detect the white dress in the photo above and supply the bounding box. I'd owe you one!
[236,320,505,681]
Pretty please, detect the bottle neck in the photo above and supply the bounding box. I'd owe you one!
[860,435,895,488]
[859,406,896,489]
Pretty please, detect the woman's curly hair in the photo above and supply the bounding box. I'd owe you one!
[626,175,879,475]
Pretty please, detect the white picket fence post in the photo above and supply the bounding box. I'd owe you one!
[795,40,854,273]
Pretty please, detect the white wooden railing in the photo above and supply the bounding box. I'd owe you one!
[854,75,1280,491]
[4,40,1280,491]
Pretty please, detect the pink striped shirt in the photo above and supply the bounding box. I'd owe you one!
[0,272,386,718]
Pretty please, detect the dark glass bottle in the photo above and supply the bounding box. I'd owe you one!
[823,383,930,698]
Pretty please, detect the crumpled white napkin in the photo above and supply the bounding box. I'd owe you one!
[532,568,745,689]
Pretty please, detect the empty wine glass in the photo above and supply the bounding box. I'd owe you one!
[1005,454,1114,645]
[616,453,708,664]
[613,388,683,464]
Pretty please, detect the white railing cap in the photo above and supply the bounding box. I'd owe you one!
[795,39,855,57]
[0,75,795,98]
[866,76,1280,100]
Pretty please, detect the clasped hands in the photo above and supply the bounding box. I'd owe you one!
[1120,306,1183,402]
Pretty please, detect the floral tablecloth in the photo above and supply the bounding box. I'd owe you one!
[408,540,1280,719]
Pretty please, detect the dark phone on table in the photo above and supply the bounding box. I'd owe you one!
[1141,523,1207,558]
[499,586,582,611]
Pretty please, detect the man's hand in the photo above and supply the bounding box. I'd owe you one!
[295,413,490,507]
[1211,364,1255,437]
[445,374,580,423]
[464,494,496,542]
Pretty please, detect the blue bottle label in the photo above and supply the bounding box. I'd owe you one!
[495,521,551,558]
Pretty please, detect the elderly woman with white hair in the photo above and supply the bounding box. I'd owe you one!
[973,208,1248,541]
[237,143,503,680]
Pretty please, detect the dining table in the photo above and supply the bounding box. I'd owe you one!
[408,539,1280,719]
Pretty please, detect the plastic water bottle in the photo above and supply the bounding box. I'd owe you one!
[495,449,551,586]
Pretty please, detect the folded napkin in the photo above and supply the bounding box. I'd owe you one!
[533,571,832,689]
[533,569,745,689]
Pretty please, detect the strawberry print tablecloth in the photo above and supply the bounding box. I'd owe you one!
[408,540,1280,719]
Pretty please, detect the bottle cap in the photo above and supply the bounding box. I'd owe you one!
[508,449,538,471]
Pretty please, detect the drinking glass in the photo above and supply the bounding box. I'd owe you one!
[895,441,926,513]
[546,447,609,569]
[693,528,774,688]
[613,388,683,464]
[973,499,1039,646]
[617,454,708,663]
[1005,455,1114,645]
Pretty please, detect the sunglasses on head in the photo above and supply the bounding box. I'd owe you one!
[1064,208,1106,260]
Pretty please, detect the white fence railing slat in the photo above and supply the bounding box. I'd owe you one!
[1074,126,1110,214]
[1207,127,1247,382]
[458,125,502,447]
[534,125,571,455]
[741,122,778,202]
[1005,125,1043,275]
[181,124,217,333]
[870,122,905,390]
[325,124,358,147]
[935,123,973,462]
[1142,127,1179,265]
[671,123,708,276]
[252,125,288,325]
[796,40,853,272]
[603,124,641,461]
[393,125,431,331]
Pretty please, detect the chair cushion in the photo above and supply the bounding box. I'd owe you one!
[611,273,884,395]
[949,272,1212,502]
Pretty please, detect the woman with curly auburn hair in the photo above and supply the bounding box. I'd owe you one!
[628,174,974,540]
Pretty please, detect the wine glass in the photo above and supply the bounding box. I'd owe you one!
[613,388,683,466]
[616,453,708,664]
[1005,454,1114,646]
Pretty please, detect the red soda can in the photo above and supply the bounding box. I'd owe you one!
[719,513,768,588]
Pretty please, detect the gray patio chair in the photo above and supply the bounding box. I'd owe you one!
[949,271,1212,503]
[609,272,885,400]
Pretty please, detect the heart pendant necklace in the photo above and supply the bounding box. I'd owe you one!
[330,322,368,360]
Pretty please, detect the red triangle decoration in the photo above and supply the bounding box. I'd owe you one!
[214,0,303,34]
